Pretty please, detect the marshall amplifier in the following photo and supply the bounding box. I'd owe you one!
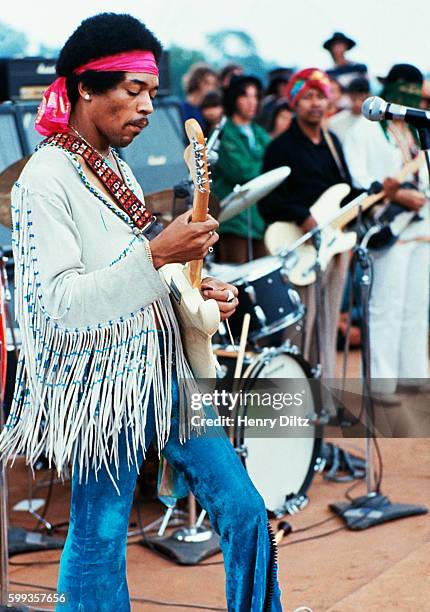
[0,52,170,102]
[0,57,57,102]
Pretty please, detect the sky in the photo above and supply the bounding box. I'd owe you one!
[1,0,430,76]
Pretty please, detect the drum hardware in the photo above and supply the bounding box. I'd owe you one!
[168,493,212,544]
[142,491,221,564]
[272,494,310,518]
[313,456,326,473]
[234,444,248,459]
[205,115,227,166]
[280,249,299,273]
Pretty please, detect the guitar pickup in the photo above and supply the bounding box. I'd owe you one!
[170,278,182,305]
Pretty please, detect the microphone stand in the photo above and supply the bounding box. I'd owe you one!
[329,210,428,528]
[311,230,322,381]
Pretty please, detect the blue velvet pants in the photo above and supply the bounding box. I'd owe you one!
[57,375,282,611]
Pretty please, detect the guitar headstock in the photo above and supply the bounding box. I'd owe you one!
[184,118,211,194]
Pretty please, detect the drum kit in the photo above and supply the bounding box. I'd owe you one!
[209,255,324,517]
[201,171,328,517]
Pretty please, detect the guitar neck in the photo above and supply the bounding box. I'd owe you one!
[334,154,424,229]
[188,188,210,287]
[183,118,211,288]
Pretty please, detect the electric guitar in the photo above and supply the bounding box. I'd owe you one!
[264,183,356,286]
[264,154,425,286]
[355,153,426,249]
[160,119,220,379]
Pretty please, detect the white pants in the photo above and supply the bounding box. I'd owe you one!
[369,241,430,393]
[299,252,350,380]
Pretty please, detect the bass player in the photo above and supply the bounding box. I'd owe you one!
[259,68,360,380]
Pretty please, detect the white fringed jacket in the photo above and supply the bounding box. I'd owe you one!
[0,142,199,483]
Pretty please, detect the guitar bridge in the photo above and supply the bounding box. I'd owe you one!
[170,278,182,305]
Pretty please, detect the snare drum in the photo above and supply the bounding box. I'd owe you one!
[216,256,305,342]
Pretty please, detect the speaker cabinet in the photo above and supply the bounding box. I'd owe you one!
[0,57,57,102]
[14,102,44,155]
[0,104,25,172]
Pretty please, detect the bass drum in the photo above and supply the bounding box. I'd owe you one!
[236,347,323,515]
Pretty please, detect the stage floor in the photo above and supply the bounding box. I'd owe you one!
[4,350,430,611]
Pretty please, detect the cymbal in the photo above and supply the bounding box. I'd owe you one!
[218,166,291,224]
[0,156,31,228]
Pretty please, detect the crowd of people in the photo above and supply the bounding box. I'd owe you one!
[177,32,430,402]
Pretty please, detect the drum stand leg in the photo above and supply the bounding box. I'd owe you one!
[329,232,428,529]
[311,231,323,381]
[141,492,220,564]
[308,230,330,428]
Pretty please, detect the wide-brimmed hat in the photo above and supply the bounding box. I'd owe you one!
[323,32,356,51]
[377,63,423,85]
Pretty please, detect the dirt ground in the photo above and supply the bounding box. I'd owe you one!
[3,350,430,611]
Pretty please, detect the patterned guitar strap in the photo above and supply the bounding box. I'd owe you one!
[45,132,164,240]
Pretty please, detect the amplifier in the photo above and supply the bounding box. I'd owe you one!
[0,57,57,102]
[0,51,171,102]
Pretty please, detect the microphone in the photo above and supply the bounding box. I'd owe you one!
[206,115,227,164]
[362,96,430,129]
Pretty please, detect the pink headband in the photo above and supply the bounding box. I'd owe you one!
[35,50,159,136]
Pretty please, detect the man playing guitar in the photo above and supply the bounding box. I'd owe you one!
[0,13,282,611]
[259,68,360,380]
[344,64,430,404]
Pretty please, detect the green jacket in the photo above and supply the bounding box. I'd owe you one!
[212,119,271,240]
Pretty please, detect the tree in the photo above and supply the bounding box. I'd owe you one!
[168,44,207,97]
[0,20,28,57]
[205,30,274,82]
[37,43,60,59]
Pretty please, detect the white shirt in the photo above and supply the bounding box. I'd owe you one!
[328,110,362,146]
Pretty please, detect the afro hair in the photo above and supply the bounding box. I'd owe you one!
[56,13,163,107]
[57,12,162,76]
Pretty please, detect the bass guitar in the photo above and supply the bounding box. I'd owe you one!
[354,153,426,250]
[265,154,425,285]
[264,183,356,286]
